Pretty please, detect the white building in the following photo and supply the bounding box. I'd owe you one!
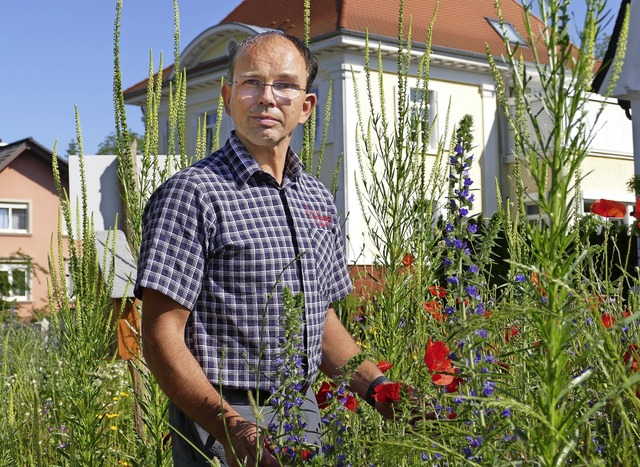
[123,0,635,265]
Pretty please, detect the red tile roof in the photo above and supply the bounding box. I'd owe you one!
[125,0,545,96]
[221,0,543,57]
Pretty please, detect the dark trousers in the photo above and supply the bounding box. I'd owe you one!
[169,386,322,466]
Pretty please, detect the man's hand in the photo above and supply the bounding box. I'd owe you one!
[373,382,436,423]
[220,416,279,467]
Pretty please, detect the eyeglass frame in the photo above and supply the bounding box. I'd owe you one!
[231,79,307,99]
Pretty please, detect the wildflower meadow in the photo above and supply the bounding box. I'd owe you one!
[2,0,640,465]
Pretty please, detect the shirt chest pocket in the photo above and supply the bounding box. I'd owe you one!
[308,226,335,295]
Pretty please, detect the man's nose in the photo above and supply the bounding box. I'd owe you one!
[258,83,277,105]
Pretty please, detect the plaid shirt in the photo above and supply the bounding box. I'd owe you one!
[135,132,353,391]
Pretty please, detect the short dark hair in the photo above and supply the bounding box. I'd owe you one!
[227,31,318,92]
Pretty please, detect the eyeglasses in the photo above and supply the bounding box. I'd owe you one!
[232,79,306,99]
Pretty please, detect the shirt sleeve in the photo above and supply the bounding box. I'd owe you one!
[134,175,210,310]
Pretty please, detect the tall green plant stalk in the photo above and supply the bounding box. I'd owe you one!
[353,0,446,362]
[488,0,629,464]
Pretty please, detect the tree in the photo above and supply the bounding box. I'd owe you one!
[65,139,79,156]
[594,32,611,60]
[96,131,145,155]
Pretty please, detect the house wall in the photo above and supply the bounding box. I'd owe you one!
[0,154,68,319]
[125,27,635,270]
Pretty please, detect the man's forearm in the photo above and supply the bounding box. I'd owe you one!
[320,308,385,399]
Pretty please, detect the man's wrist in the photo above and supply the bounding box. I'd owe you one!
[364,375,390,406]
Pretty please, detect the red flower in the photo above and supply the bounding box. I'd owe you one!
[432,370,454,386]
[373,382,403,402]
[590,199,627,218]
[624,345,640,373]
[315,381,334,409]
[402,253,415,267]
[445,374,464,393]
[377,361,394,373]
[447,412,458,419]
[424,300,444,321]
[632,198,640,219]
[424,339,452,373]
[342,393,359,412]
[601,313,615,329]
[505,326,519,343]
[315,381,358,411]
[428,285,447,298]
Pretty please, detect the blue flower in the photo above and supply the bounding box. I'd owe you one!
[467,223,478,234]
[475,329,488,338]
[447,275,459,286]
[501,408,511,417]
[459,208,469,217]
[483,381,496,397]
[515,274,526,282]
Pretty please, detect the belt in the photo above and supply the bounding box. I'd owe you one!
[217,387,273,405]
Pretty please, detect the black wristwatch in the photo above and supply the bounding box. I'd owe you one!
[364,375,390,406]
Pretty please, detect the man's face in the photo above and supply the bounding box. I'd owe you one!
[222,36,317,157]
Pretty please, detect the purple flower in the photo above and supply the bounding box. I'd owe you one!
[483,381,496,397]
[464,177,473,186]
[459,208,469,217]
[447,275,459,285]
[467,223,478,234]
[501,408,511,417]
[475,329,488,338]
[515,274,526,282]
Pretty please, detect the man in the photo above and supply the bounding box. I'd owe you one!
[136,31,393,466]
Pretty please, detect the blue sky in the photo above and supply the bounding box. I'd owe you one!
[1,1,619,155]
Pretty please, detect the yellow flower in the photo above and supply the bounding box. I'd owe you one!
[110,425,118,431]
[119,392,129,397]
[106,413,119,419]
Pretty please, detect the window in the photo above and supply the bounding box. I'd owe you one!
[0,262,30,302]
[409,87,438,151]
[0,202,29,233]
[487,19,526,46]
[205,112,218,155]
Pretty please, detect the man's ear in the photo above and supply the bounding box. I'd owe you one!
[221,82,233,116]
[298,92,318,125]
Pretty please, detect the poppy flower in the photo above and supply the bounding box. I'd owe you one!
[432,369,455,386]
[633,198,640,219]
[424,300,444,321]
[428,285,447,298]
[590,199,627,218]
[373,382,403,402]
[623,308,633,318]
[402,253,415,267]
[377,361,393,373]
[505,326,519,343]
[624,344,640,373]
[447,412,458,420]
[424,339,452,372]
[601,313,615,329]
[445,373,464,393]
[315,381,334,409]
[342,393,359,411]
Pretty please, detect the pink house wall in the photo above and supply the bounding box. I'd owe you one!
[0,152,68,319]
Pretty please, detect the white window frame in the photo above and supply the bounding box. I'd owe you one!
[409,87,439,152]
[0,261,30,302]
[0,201,30,234]
[487,18,527,46]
